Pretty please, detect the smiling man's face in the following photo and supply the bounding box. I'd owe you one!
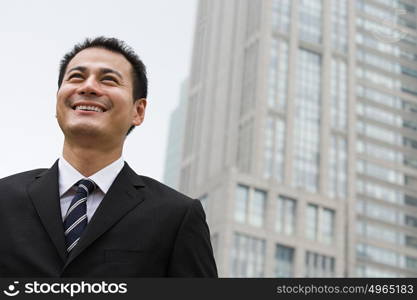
[56,47,144,144]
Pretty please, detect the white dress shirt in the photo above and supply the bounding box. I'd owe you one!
[58,156,125,222]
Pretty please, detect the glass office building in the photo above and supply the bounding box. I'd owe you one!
[174,0,417,277]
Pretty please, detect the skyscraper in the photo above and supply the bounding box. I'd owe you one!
[178,0,417,277]
[163,79,189,189]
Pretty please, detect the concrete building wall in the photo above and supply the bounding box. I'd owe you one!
[179,0,417,277]
[163,79,189,189]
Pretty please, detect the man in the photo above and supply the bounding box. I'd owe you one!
[0,37,217,277]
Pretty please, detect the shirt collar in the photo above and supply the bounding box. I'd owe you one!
[58,156,125,197]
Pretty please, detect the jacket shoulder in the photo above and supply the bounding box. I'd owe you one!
[138,175,196,207]
[0,168,47,187]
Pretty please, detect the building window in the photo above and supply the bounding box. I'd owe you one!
[276,195,296,235]
[263,116,285,182]
[230,232,265,277]
[402,82,417,97]
[357,159,404,185]
[356,17,405,55]
[249,190,266,227]
[271,0,291,34]
[356,264,399,277]
[331,0,347,52]
[306,204,318,241]
[404,136,417,151]
[404,175,417,189]
[405,215,417,229]
[331,58,347,130]
[274,119,285,182]
[235,185,249,223]
[293,49,321,193]
[306,204,335,244]
[405,194,417,208]
[403,120,417,133]
[299,0,322,44]
[264,117,274,179]
[356,84,401,109]
[356,66,400,91]
[329,135,347,199]
[356,200,398,225]
[357,140,403,164]
[355,30,400,57]
[322,209,335,245]
[356,121,403,147]
[357,48,401,74]
[356,243,405,269]
[234,185,267,228]
[268,38,289,110]
[275,244,294,277]
[305,251,335,277]
[357,102,402,127]
[407,257,417,272]
[356,220,398,245]
[357,179,403,204]
[406,235,417,250]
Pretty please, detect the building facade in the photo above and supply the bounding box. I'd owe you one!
[178,0,417,277]
[163,79,189,190]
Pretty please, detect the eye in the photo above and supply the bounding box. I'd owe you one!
[67,73,84,81]
[101,76,119,84]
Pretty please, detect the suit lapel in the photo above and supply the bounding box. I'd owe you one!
[63,163,146,268]
[27,160,68,263]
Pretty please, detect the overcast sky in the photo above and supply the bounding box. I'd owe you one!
[0,0,197,181]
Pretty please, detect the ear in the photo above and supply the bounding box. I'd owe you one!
[132,98,147,126]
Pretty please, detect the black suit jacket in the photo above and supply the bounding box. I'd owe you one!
[0,161,217,277]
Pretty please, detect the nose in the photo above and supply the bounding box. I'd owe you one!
[77,76,103,96]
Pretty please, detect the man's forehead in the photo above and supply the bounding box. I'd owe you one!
[66,47,132,74]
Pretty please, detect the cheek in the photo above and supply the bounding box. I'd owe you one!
[57,84,75,101]
[56,88,73,116]
[113,93,135,112]
[56,90,66,105]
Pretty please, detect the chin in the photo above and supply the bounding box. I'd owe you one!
[66,124,103,138]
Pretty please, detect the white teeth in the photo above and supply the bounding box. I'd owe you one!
[75,105,104,112]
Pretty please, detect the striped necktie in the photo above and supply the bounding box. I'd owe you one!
[63,178,96,253]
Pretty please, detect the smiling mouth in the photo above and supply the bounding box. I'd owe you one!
[73,105,106,113]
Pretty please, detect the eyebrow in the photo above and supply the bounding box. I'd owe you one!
[100,68,123,79]
[67,66,123,79]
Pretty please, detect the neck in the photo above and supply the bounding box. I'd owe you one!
[62,139,122,177]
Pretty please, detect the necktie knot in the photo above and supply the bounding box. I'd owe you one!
[76,178,96,196]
